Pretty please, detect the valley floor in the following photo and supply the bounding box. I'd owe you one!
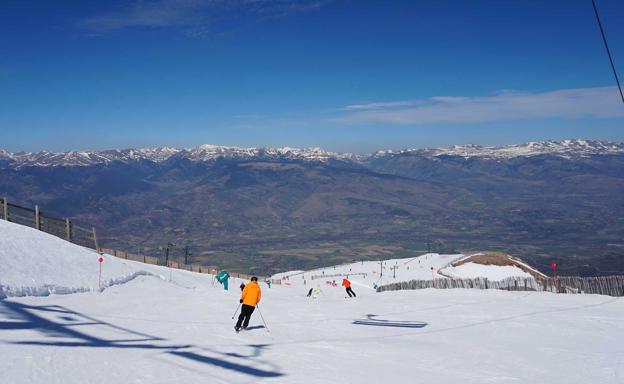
[1,269,622,384]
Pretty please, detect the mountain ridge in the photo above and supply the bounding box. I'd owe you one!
[2,139,624,169]
[2,138,624,276]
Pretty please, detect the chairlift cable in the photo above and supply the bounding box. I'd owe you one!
[591,0,624,105]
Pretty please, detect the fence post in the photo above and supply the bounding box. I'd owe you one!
[65,218,71,241]
[2,197,7,221]
[35,205,41,230]
[92,227,99,250]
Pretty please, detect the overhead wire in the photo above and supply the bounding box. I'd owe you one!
[591,0,624,105]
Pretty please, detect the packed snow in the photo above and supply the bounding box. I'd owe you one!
[0,220,164,298]
[439,262,533,280]
[1,220,623,383]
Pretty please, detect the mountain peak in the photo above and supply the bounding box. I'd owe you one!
[1,139,623,169]
[381,139,624,160]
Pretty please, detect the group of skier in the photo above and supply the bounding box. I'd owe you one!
[231,276,357,332]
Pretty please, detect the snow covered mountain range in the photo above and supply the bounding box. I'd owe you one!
[373,139,624,159]
[1,139,623,169]
[2,138,624,276]
[0,144,355,169]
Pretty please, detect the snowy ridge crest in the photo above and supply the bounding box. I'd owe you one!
[373,139,624,159]
[1,139,623,168]
[0,145,356,169]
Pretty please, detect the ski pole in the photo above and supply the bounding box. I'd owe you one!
[256,305,270,332]
[231,303,242,319]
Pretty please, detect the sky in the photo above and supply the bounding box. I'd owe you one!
[1,0,623,153]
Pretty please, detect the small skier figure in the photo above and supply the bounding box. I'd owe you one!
[342,278,356,297]
[312,284,322,299]
[307,288,313,297]
[235,276,262,332]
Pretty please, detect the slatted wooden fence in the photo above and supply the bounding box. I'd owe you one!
[98,247,275,283]
[1,198,275,284]
[377,275,624,297]
[2,197,98,249]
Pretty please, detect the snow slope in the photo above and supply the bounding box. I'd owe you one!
[440,262,533,280]
[272,253,535,290]
[0,220,166,298]
[1,220,623,383]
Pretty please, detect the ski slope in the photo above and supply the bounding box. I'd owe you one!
[272,253,534,290]
[1,220,623,384]
[440,262,533,280]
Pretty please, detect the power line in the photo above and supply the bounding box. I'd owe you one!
[591,0,624,105]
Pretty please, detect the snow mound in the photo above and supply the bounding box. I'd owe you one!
[439,262,533,280]
[0,220,164,298]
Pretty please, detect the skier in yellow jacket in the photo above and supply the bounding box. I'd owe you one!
[235,276,262,332]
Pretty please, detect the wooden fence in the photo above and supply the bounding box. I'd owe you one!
[1,198,275,284]
[1,197,98,249]
[98,247,275,283]
[310,272,368,280]
[377,275,624,297]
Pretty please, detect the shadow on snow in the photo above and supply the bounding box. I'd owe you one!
[242,325,265,331]
[0,300,284,378]
[352,314,428,328]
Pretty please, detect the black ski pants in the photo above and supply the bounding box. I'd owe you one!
[346,287,356,297]
[236,304,255,328]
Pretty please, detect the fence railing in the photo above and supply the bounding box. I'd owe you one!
[99,247,276,283]
[1,197,98,250]
[1,198,275,283]
[377,275,624,297]
[310,272,368,280]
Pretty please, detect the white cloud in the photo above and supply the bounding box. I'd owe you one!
[343,100,421,111]
[336,86,624,124]
[80,0,206,32]
[80,0,331,33]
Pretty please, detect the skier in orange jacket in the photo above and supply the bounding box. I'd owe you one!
[235,276,262,331]
[342,278,356,298]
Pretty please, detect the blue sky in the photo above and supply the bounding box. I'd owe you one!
[1,0,623,153]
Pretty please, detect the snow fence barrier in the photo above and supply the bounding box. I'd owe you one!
[376,275,624,297]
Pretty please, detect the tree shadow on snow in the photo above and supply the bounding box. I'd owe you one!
[352,314,428,328]
[0,301,284,378]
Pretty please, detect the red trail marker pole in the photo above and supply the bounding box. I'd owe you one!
[551,260,558,293]
[98,257,104,291]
